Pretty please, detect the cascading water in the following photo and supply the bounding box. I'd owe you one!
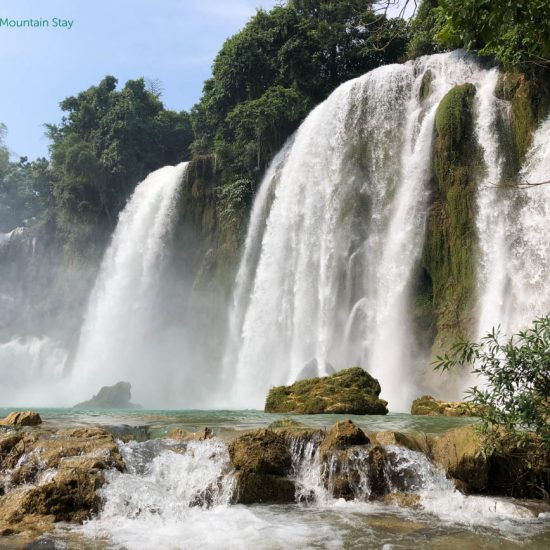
[71,162,188,406]
[476,115,550,337]
[223,51,507,410]
[71,436,549,549]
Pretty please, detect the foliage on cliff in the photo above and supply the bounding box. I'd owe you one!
[0,125,53,233]
[419,83,479,352]
[435,0,550,70]
[46,76,193,254]
[191,0,407,184]
[265,367,388,415]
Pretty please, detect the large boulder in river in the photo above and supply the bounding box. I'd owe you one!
[228,429,295,504]
[0,411,42,427]
[265,367,388,415]
[73,381,141,409]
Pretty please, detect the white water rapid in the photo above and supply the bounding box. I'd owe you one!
[71,162,188,406]
[71,436,549,549]
[224,51,516,410]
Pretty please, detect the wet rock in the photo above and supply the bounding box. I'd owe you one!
[411,395,480,416]
[265,367,388,415]
[0,425,124,536]
[319,420,369,460]
[169,427,214,441]
[73,381,142,409]
[228,429,295,504]
[0,411,42,427]
[383,492,421,508]
[431,425,488,492]
[373,430,431,454]
[232,472,295,504]
[267,418,307,430]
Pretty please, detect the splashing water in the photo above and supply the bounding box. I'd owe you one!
[69,437,550,549]
[223,52,508,410]
[71,163,188,406]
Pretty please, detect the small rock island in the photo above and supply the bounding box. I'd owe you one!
[264,367,388,415]
[73,381,142,409]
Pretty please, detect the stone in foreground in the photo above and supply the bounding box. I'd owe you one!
[228,429,295,504]
[264,367,388,415]
[0,411,42,427]
[73,381,142,409]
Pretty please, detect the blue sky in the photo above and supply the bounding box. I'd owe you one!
[0,0,280,159]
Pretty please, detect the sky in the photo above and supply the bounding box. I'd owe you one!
[0,0,281,160]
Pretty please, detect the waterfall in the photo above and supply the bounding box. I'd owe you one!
[476,115,550,336]
[71,162,188,405]
[223,51,504,411]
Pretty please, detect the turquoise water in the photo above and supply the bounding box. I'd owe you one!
[0,407,477,440]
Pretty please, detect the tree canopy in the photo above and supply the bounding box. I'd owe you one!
[191,0,407,182]
[47,76,193,253]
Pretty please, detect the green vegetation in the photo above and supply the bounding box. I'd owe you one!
[435,316,550,450]
[47,76,192,254]
[421,83,479,351]
[191,0,407,184]
[0,125,53,233]
[265,367,388,415]
[435,0,550,70]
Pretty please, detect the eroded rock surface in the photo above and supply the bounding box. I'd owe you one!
[0,411,42,427]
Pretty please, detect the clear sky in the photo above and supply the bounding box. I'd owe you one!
[0,0,281,160]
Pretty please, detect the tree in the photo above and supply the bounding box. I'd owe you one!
[47,76,193,254]
[435,0,550,70]
[434,316,550,450]
[191,0,407,183]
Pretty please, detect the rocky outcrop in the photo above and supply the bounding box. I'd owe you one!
[169,427,214,441]
[264,367,388,415]
[0,411,42,427]
[319,420,369,460]
[373,430,431,454]
[73,381,141,409]
[228,429,295,504]
[411,395,480,417]
[0,426,124,537]
[431,425,550,499]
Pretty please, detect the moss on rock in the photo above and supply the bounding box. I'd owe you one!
[418,83,479,354]
[264,367,388,415]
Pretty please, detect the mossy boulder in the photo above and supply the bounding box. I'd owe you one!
[73,381,141,409]
[228,429,295,504]
[373,430,431,454]
[411,395,480,417]
[264,367,388,415]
